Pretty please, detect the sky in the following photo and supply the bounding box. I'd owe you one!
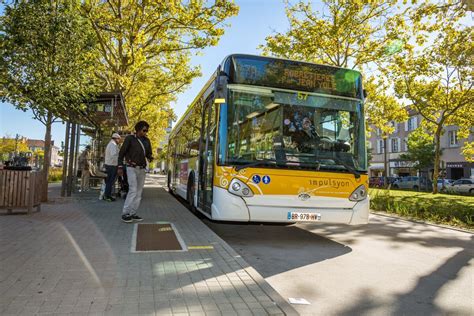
[0,0,293,149]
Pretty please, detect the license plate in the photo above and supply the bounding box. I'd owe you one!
[288,212,321,221]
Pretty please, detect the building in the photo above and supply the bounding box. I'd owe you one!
[27,139,62,167]
[368,109,474,180]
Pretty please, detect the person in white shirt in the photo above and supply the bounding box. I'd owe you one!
[103,133,121,201]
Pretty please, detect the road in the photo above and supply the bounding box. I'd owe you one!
[203,214,473,315]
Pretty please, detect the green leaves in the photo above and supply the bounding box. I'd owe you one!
[260,0,408,69]
[389,1,472,193]
[400,127,436,171]
[82,0,238,147]
[365,77,408,137]
[1,0,101,121]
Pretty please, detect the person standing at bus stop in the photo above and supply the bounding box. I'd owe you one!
[78,145,91,192]
[103,132,121,202]
[117,121,153,223]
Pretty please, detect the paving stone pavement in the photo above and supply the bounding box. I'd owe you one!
[0,175,297,316]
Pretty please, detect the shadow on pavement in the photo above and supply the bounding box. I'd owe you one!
[32,176,294,314]
[306,217,474,315]
[203,220,352,278]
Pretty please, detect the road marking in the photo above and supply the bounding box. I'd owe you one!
[288,298,310,305]
[188,246,214,250]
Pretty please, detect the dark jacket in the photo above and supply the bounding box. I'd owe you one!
[118,134,153,167]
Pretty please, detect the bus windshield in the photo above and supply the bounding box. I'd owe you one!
[219,86,367,173]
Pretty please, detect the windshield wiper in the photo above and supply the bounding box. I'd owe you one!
[234,159,276,171]
[330,155,361,179]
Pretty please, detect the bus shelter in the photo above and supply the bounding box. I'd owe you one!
[60,92,128,197]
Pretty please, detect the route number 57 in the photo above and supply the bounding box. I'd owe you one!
[297,92,308,101]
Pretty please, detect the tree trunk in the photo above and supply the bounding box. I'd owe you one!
[432,131,441,194]
[42,111,53,202]
[383,137,388,187]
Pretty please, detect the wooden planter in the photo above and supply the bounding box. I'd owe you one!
[0,170,43,214]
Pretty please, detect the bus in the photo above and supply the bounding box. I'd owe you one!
[167,54,369,224]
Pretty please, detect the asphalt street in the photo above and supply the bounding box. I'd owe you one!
[203,214,473,316]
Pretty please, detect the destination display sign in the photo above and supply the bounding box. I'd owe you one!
[229,56,362,98]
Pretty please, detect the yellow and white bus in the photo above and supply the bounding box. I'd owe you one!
[168,54,369,224]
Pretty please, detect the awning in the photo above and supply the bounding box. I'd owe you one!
[85,92,128,128]
[369,163,384,169]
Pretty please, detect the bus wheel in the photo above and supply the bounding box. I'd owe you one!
[187,173,196,212]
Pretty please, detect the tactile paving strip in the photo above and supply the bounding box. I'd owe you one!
[133,223,186,252]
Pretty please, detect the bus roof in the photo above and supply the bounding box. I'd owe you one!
[220,53,362,75]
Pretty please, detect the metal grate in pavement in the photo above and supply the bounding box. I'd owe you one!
[132,222,187,252]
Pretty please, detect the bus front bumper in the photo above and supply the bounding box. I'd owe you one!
[245,199,369,224]
[211,187,369,225]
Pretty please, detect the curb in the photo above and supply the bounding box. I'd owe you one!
[166,186,298,315]
[370,211,474,234]
[210,226,299,316]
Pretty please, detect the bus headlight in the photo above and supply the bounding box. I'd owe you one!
[349,185,367,201]
[228,178,254,197]
[232,182,241,191]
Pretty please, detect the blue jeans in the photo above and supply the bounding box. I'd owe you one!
[104,165,117,198]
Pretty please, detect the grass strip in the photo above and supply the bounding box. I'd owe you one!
[369,188,474,230]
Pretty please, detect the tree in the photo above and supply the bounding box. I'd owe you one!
[365,78,408,184]
[260,0,409,69]
[81,1,239,148]
[461,142,474,162]
[399,127,436,171]
[390,2,473,193]
[0,135,29,161]
[1,0,100,201]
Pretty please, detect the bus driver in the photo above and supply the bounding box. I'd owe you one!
[294,116,319,153]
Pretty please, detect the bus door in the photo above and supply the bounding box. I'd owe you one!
[198,99,216,214]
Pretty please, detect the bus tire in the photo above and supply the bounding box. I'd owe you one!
[187,172,197,213]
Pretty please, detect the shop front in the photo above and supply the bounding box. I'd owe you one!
[389,159,417,177]
[369,163,384,177]
[446,162,474,180]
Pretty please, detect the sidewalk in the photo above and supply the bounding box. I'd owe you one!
[0,175,297,315]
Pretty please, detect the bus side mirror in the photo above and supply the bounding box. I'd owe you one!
[215,68,228,104]
[363,89,368,98]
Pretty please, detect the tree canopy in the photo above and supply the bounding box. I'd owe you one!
[400,127,437,171]
[260,0,408,69]
[81,0,239,147]
[1,0,102,200]
[1,0,100,119]
[0,136,29,161]
[390,1,473,192]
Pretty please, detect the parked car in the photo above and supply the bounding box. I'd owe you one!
[437,179,453,192]
[370,176,400,187]
[445,178,474,195]
[392,176,434,190]
[387,176,401,185]
[369,177,383,187]
[392,176,420,189]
